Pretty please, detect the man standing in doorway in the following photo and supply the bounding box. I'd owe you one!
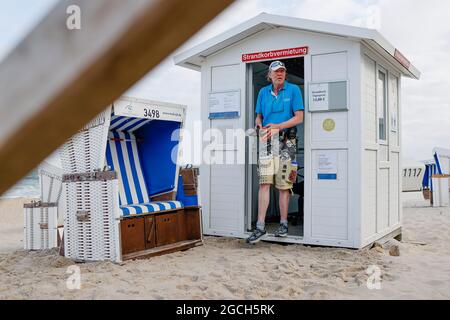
[246,60,304,244]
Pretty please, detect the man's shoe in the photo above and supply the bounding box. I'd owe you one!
[274,224,288,237]
[246,228,267,244]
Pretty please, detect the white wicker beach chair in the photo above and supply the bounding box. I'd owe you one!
[23,160,63,250]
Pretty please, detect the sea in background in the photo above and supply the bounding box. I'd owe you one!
[1,169,40,199]
[1,151,61,199]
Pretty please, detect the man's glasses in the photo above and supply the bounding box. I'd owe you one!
[270,61,284,69]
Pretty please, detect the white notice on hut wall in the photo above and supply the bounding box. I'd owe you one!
[317,151,337,180]
[209,90,241,119]
[309,83,329,111]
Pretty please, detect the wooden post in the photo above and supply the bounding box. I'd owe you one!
[0,0,234,195]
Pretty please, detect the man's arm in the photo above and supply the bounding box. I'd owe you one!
[263,110,303,140]
[277,110,304,130]
[255,113,263,129]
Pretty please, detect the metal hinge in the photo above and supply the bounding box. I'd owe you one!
[76,211,90,222]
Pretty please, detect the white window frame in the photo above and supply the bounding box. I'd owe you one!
[377,66,388,144]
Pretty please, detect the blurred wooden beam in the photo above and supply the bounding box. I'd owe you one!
[0,0,233,195]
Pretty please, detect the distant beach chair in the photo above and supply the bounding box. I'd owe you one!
[59,96,202,262]
[23,161,63,250]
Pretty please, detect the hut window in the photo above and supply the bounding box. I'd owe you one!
[377,69,387,142]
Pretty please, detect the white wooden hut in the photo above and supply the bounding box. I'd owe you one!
[175,13,420,248]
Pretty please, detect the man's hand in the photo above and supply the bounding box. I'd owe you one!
[261,123,282,141]
[264,123,282,130]
[255,115,263,131]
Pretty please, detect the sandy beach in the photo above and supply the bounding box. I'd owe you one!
[1,193,449,300]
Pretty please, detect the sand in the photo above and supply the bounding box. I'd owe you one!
[1,193,450,300]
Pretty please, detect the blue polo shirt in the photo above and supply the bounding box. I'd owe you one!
[255,81,304,127]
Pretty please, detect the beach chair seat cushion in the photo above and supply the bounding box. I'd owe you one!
[120,200,183,216]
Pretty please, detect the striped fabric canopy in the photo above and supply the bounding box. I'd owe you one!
[434,152,443,175]
[109,114,153,132]
[423,162,439,191]
[106,131,149,205]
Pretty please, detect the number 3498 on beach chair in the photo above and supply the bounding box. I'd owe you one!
[59,96,202,263]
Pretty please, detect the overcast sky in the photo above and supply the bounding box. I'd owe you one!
[1,0,449,163]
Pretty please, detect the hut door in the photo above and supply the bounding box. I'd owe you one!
[204,64,246,237]
[306,52,351,246]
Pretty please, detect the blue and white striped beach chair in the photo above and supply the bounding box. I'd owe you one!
[106,126,183,216]
[60,97,202,262]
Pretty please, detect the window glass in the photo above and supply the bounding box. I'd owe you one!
[377,70,387,141]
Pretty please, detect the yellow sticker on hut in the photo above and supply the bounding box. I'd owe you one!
[323,118,335,132]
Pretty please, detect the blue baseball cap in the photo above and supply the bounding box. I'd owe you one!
[269,60,286,71]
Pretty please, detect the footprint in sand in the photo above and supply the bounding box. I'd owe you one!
[272,284,283,292]
[278,262,295,274]
[210,271,222,278]
[310,290,329,299]
[176,284,190,291]
[223,283,239,294]
[256,288,270,298]
[117,288,140,295]
[270,272,283,281]
[287,287,302,298]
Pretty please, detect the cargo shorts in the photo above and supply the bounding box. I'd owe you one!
[258,132,298,190]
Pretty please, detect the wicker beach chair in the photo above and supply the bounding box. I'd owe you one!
[23,160,63,250]
[59,97,202,263]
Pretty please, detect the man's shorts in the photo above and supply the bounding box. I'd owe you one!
[258,134,298,190]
